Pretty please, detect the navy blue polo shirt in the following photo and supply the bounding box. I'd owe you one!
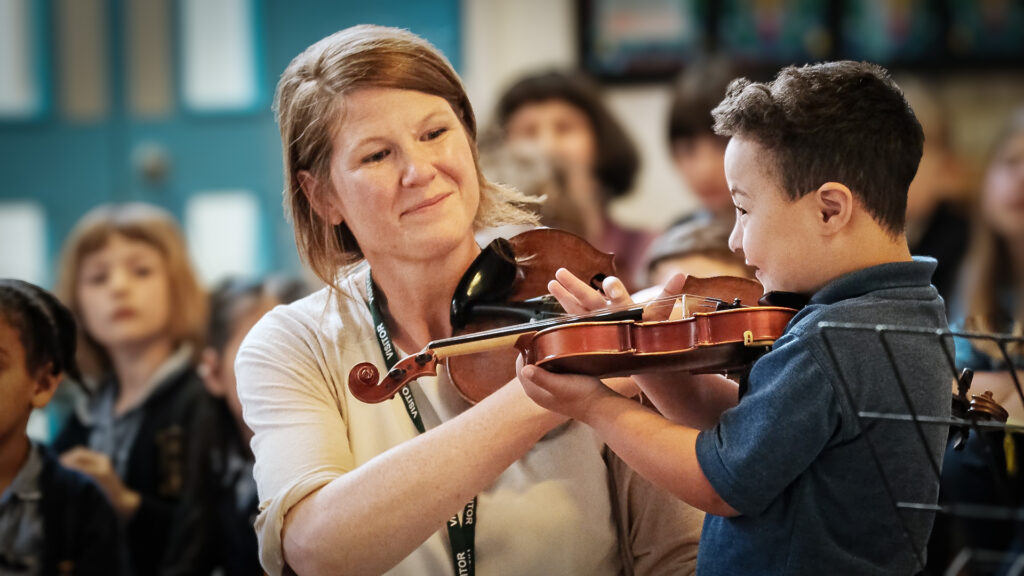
[695,257,951,575]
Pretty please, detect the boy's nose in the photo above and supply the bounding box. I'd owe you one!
[728,220,743,253]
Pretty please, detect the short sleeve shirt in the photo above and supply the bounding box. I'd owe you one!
[695,257,952,575]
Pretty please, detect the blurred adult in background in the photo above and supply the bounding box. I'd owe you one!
[237,25,703,576]
[927,108,1024,575]
[163,276,308,576]
[478,136,587,239]
[53,203,207,576]
[494,70,652,290]
[0,279,124,575]
[900,77,971,310]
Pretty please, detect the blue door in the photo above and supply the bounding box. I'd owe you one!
[0,0,460,286]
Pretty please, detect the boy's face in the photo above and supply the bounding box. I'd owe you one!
[724,137,824,295]
[0,316,56,444]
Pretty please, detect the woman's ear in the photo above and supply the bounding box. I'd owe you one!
[298,170,344,225]
[815,181,853,235]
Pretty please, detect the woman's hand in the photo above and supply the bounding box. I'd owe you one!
[517,356,618,421]
[60,447,141,519]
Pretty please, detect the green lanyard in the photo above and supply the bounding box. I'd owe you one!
[365,272,477,576]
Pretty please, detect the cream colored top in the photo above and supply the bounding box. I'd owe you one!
[236,264,702,576]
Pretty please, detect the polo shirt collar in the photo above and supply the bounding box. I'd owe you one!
[809,256,937,306]
[0,442,43,504]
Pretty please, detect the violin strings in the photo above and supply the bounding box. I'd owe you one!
[434,292,727,346]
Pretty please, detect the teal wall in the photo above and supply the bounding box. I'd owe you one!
[0,0,461,286]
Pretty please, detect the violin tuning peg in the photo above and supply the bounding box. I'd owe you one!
[387,367,407,381]
[414,353,433,365]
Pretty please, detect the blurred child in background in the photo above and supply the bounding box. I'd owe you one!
[663,57,746,227]
[53,203,207,576]
[928,108,1024,574]
[163,276,307,576]
[0,278,122,575]
[643,216,755,287]
[900,77,971,310]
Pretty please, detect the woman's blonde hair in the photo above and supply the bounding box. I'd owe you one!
[273,24,538,289]
[55,203,207,380]
[959,108,1024,360]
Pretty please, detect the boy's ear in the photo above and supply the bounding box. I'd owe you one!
[814,181,853,235]
[298,170,344,225]
[30,365,61,409]
[198,347,226,398]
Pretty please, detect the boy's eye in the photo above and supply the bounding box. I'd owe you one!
[734,205,748,216]
[362,149,390,164]
[132,266,153,278]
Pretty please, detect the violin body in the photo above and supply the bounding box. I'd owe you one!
[521,306,797,378]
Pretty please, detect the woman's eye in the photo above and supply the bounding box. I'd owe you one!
[425,127,448,141]
[133,266,153,278]
[735,206,748,216]
[362,149,390,164]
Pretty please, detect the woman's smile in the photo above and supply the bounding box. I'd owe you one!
[401,191,453,217]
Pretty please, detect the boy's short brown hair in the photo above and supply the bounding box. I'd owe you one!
[711,61,923,235]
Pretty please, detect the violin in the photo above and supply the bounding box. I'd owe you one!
[349,273,801,405]
[440,227,617,402]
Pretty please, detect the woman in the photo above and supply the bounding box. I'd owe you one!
[237,25,702,576]
[53,203,208,576]
[494,70,653,291]
[927,108,1024,575]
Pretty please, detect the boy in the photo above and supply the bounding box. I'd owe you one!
[519,61,950,574]
[0,279,122,575]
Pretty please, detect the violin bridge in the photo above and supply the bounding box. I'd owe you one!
[743,330,776,347]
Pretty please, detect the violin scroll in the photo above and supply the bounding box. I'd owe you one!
[348,352,440,404]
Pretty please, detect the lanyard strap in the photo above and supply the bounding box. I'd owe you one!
[365,272,477,576]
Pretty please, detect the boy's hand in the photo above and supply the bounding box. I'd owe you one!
[517,359,616,421]
[548,268,687,323]
[60,447,141,519]
[548,268,632,314]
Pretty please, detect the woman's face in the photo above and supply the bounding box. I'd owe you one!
[318,88,481,265]
[76,233,173,352]
[504,99,597,173]
[982,131,1024,242]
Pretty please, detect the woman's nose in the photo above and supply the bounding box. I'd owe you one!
[400,148,438,188]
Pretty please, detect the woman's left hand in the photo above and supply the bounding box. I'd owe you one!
[60,447,142,519]
[517,356,616,421]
